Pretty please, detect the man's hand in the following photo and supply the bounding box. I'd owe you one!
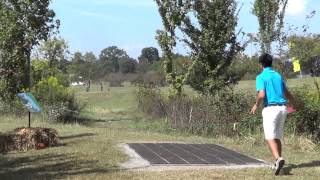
[250,104,258,114]
[250,90,265,115]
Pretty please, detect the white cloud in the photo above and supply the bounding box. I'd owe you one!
[286,0,307,16]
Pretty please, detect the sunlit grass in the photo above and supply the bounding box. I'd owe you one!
[236,77,320,94]
[0,78,319,179]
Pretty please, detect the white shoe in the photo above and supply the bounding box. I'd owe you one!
[274,157,285,175]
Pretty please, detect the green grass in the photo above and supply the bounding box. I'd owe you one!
[0,79,320,179]
[236,77,320,94]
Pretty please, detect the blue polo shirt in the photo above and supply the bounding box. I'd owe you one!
[256,67,287,106]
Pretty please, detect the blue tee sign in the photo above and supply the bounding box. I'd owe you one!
[17,93,42,113]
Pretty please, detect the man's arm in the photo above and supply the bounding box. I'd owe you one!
[250,90,265,114]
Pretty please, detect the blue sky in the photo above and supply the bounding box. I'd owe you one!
[51,0,320,59]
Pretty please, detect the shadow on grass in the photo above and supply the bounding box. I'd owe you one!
[66,115,136,126]
[283,161,320,175]
[59,133,96,140]
[0,153,119,180]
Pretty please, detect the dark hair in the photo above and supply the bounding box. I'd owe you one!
[259,53,273,67]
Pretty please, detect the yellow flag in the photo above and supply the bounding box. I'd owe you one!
[292,57,301,72]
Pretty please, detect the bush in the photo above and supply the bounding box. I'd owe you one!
[0,99,26,115]
[288,82,320,142]
[136,86,260,137]
[132,71,166,87]
[32,76,84,123]
[310,56,320,77]
[230,56,260,81]
[136,85,167,118]
[105,73,124,87]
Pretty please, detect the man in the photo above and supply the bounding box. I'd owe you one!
[250,53,296,175]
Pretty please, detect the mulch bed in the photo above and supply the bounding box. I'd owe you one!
[0,127,59,153]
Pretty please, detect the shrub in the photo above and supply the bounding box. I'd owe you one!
[105,73,124,87]
[136,85,167,118]
[32,76,84,123]
[310,56,320,77]
[136,86,260,137]
[0,98,26,115]
[132,71,166,87]
[288,82,320,142]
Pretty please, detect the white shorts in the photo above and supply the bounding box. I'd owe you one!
[262,106,287,140]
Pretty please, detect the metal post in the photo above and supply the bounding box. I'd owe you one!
[28,111,31,128]
[27,51,31,128]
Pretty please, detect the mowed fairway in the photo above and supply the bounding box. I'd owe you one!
[0,78,320,180]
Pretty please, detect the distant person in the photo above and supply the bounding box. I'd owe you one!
[100,81,103,91]
[86,80,91,92]
[250,53,296,175]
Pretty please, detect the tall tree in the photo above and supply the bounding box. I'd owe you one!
[0,0,58,102]
[83,52,97,64]
[155,0,243,95]
[138,47,160,64]
[252,0,288,54]
[289,34,320,72]
[83,52,97,86]
[39,37,69,69]
[119,57,137,74]
[69,52,86,81]
[99,46,129,74]
[72,52,84,64]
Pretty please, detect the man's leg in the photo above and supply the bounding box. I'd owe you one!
[266,139,282,159]
[263,107,286,175]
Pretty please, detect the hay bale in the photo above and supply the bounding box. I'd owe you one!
[0,127,59,153]
[0,134,14,153]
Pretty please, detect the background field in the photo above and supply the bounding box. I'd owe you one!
[0,77,319,179]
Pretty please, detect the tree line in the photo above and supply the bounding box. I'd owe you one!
[30,37,168,89]
[1,0,320,103]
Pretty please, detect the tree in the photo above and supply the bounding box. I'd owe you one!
[72,52,84,64]
[119,58,137,74]
[39,37,69,74]
[83,52,97,87]
[99,46,129,74]
[40,37,69,68]
[30,59,50,85]
[155,0,243,95]
[83,52,97,64]
[69,52,86,81]
[138,47,160,64]
[0,0,58,102]
[289,35,320,73]
[252,0,288,54]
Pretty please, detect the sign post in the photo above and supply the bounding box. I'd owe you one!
[17,93,42,127]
